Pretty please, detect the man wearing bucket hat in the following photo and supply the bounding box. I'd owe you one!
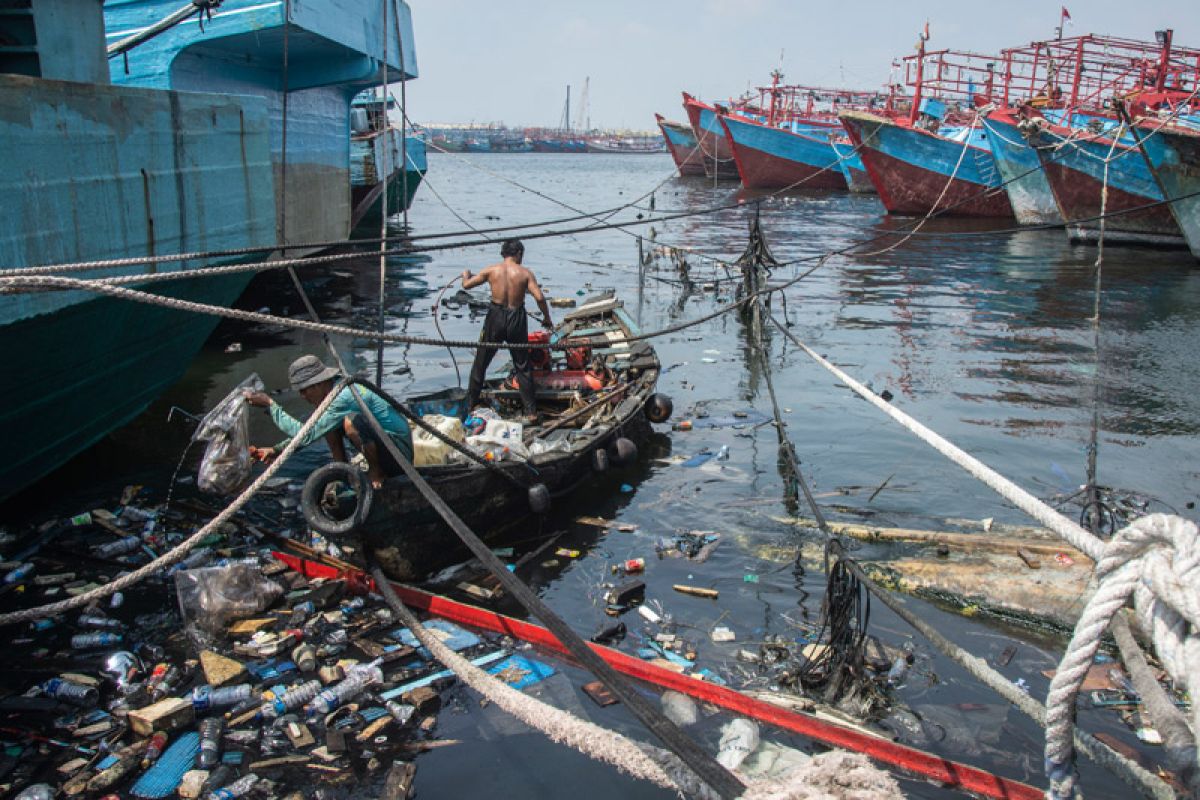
[243,355,412,489]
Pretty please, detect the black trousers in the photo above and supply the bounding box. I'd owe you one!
[466,303,535,414]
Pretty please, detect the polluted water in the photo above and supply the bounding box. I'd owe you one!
[0,153,1196,799]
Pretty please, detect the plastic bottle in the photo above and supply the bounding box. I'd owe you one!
[29,619,55,632]
[259,679,322,721]
[14,784,55,800]
[41,678,98,706]
[141,731,168,768]
[205,773,258,800]
[78,613,123,630]
[886,654,913,686]
[192,683,252,712]
[305,664,383,717]
[196,717,224,768]
[109,592,125,609]
[199,765,234,798]
[292,643,317,673]
[93,538,141,558]
[4,563,35,584]
[71,632,123,649]
[167,548,214,575]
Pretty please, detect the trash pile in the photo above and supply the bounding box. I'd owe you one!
[0,489,538,799]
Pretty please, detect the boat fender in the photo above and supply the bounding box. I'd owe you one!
[591,448,609,473]
[301,463,373,538]
[644,393,673,424]
[608,437,638,467]
[528,483,551,515]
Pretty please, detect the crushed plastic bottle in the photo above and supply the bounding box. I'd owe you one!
[4,562,35,584]
[292,643,317,673]
[259,680,322,721]
[205,772,258,800]
[196,717,224,768]
[71,632,123,649]
[192,683,252,712]
[141,731,168,768]
[41,678,98,706]
[93,538,141,559]
[14,784,55,800]
[78,613,123,630]
[306,664,382,717]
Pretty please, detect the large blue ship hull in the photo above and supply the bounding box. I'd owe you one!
[0,0,418,500]
[982,112,1061,226]
[1139,126,1200,259]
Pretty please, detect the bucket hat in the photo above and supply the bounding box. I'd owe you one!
[288,354,340,391]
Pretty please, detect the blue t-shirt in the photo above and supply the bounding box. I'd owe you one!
[269,385,412,460]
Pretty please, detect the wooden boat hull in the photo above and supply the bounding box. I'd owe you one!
[655,113,706,176]
[363,412,653,580]
[1137,124,1200,260]
[1027,121,1186,246]
[682,93,739,179]
[982,109,1062,226]
[719,114,848,191]
[839,111,1013,217]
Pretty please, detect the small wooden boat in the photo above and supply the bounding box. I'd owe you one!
[302,292,671,580]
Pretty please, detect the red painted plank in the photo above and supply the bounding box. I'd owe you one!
[274,552,1043,800]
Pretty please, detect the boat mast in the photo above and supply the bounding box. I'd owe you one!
[910,24,928,124]
[1154,29,1173,92]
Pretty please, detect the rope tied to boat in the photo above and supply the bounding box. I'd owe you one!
[1044,513,1200,800]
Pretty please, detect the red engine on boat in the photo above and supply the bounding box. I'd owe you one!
[528,329,551,370]
[564,344,592,370]
[506,369,606,392]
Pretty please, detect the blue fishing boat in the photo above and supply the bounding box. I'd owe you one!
[0,0,418,499]
[682,93,739,179]
[1135,124,1200,259]
[830,138,875,194]
[981,109,1062,226]
[1024,116,1185,246]
[350,93,427,230]
[839,110,1013,217]
[718,114,847,191]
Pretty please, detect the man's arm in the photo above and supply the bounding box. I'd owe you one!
[527,273,553,329]
[325,428,348,463]
[461,265,490,290]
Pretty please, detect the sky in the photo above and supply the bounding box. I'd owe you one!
[401,0,1200,131]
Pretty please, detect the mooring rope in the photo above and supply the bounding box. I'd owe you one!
[0,378,347,627]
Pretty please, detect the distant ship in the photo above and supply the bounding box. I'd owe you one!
[585,135,667,154]
[0,0,420,499]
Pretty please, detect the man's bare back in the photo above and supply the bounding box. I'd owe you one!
[461,256,553,327]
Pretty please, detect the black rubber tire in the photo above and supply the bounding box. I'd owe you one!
[301,462,374,538]
[592,448,609,473]
[644,393,674,424]
[528,483,551,514]
[609,437,638,467]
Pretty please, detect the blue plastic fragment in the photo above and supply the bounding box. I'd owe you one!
[681,450,714,468]
[646,641,695,668]
[381,650,508,700]
[620,484,633,493]
[96,754,119,769]
[391,619,480,657]
[275,661,297,675]
[360,706,388,722]
[131,732,199,798]
[486,655,556,690]
[694,668,727,686]
[222,750,243,765]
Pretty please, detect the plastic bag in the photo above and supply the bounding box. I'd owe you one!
[175,563,283,635]
[193,374,263,495]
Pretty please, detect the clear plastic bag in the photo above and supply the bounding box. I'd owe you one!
[175,563,283,635]
[194,374,263,495]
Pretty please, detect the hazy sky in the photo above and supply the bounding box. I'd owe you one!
[402,1,1200,131]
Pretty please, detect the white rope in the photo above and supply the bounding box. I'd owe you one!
[1044,514,1200,800]
[0,380,346,626]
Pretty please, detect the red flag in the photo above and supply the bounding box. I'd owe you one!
[1061,6,1071,20]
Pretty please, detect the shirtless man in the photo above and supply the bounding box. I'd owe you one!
[460,238,552,421]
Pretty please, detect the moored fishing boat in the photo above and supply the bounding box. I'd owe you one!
[682,92,739,179]
[0,0,418,500]
[1134,123,1200,259]
[719,113,848,191]
[831,138,875,193]
[655,113,706,176]
[981,107,1063,225]
[839,110,1013,217]
[302,293,671,580]
[1024,115,1186,246]
[349,93,427,230]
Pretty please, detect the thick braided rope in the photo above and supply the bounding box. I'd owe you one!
[1045,514,1200,800]
[0,381,345,627]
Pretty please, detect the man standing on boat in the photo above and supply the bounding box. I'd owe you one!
[461,239,553,423]
[243,355,412,489]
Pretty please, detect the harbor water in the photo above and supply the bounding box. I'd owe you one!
[4,152,1199,798]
